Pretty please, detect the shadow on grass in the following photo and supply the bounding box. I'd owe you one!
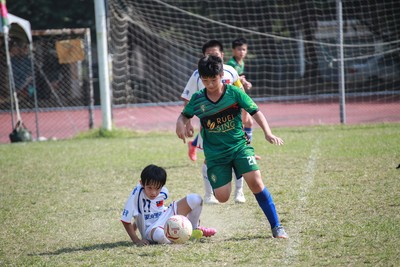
[33,241,133,256]
[223,233,271,242]
[33,235,269,256]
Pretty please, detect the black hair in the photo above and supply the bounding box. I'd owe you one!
[232,37,248,49]
[140,164,167,189]
[202,40,224,55]
[198,55,224,78]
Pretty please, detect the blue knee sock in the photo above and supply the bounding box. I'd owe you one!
[244,127,252,143]
[191,135,199,146]
[254,187,280,229]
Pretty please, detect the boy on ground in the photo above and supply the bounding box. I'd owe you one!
[226,37,255,144]
[181,40,246,204]
[121,164,216,245]
[176,55,289,239]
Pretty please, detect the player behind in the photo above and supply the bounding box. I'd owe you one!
[176,55,289,239]
[121,164,216,245]
[181,40,246,204]
[226,37,255,145]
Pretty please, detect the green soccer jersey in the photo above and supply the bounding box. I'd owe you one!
[182,84,259,161]
[227,57,244,75]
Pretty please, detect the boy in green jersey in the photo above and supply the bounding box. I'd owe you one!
[227,37,252,90]
[227,37,255,144]
[176,55,288,239]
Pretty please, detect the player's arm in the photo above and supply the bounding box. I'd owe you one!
[181,99,194,137]
[240,75,252,90]
[176,113,191,143]
[121,221,149,246]
[252,111,284,145]
[180,72,199,137]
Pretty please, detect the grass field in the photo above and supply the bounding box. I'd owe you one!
[1,123,399,266]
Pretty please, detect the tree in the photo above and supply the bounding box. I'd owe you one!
[7,0,95,32]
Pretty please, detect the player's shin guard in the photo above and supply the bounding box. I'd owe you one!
[186,193,202,229]
[254,187,280,229]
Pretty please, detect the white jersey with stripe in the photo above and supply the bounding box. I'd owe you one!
[121,183,169,239]
[181,64,242,101]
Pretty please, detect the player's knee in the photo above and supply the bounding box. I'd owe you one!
[214,193,230,203]
[151,226,171,244]
[186,193,202,209]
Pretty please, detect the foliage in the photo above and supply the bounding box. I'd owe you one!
[7,0,95,31]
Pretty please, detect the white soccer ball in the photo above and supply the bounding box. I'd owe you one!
[164,215,193,244]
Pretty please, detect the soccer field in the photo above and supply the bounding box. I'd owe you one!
[0,123,399,266]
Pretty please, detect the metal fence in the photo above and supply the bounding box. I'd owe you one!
[1,28,95,143]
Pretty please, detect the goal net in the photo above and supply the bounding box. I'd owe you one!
[107,0,399,128]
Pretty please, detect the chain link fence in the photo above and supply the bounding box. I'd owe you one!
[1,28,95,143]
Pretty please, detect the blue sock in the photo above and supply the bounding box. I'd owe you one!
[244,127,252,143]
[191,135,199,147]
[254,187,280,229]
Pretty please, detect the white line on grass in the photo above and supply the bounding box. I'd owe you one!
[284,139,320,265]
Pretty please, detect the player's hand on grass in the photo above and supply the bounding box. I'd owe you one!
[133,238,150,246]
[265,133,284,145]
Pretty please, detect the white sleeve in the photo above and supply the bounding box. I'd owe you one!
[181,70,201,101]
[224,64,240,84]
[121,186,140,223]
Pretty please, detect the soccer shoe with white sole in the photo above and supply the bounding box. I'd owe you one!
[188,141,197,161]
[197,226,217,237]
[234,189,246,203]
[272,226,289,239]
[204,194,219,204]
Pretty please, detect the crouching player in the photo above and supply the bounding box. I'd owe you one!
[176,55,289,239]
[121,164,216,245]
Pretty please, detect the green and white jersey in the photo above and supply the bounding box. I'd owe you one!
[182,84,259,161]
[227,57,244,75]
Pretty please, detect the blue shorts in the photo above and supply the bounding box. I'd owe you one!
[206,146,259,189]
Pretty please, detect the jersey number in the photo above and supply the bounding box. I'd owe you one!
[247,156,256,166]
[142,199,151,213]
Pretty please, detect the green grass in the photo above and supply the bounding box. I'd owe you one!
[1,123,399,266]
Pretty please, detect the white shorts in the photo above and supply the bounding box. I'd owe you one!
[144,201,178,239]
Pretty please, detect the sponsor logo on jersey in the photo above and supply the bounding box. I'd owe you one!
[201,103,240,133]
[145,212,162,220]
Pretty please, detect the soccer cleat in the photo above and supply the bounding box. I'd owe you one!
[204,194,219,204]
[234,189,246,203]
[197,226,217,237]
[188,141,197,161]
[272,226,289,239]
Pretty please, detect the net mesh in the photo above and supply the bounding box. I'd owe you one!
[108,0,400,105]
